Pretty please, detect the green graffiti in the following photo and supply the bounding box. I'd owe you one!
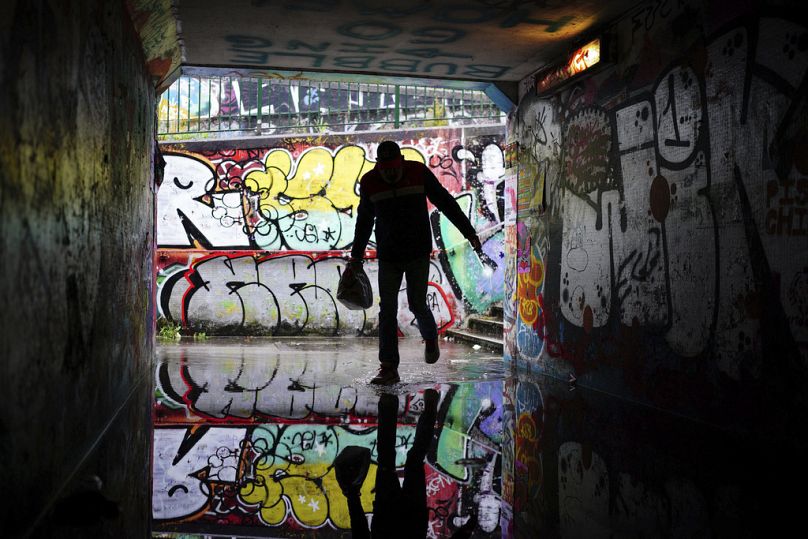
[439,193,503,312]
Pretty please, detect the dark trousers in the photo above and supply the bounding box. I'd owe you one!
[378,256,438,366]
[343,392,438,539]
[371,393,435,539]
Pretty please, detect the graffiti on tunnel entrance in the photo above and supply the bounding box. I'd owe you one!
[157,131,507,333]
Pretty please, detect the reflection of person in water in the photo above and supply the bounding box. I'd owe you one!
[335,389,439,539]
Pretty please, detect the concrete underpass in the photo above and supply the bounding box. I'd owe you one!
[2,0,807,537]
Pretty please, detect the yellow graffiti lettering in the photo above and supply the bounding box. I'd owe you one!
[245,166,289,214]
[285,148,334,198]
[240,460,376,528]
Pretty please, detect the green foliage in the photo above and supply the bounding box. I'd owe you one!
[157,318,181,341]
[193,332,207,340]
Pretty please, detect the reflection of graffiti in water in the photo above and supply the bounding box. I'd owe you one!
[241,424,383,529]
[157,352,418,421]
[432,383,504,536]
[153,377,503,535]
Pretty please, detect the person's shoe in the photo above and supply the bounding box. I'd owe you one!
[370,364,400,385]
[424,338,440,364]
[334,446,371,496]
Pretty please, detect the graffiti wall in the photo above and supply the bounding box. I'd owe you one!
[152,347,503,536]
[505,1,808,529]
[502,143,519,362]
[509,0,808,404]
[157,128,505,334]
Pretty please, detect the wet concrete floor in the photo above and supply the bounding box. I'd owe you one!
[151,337,773,538]
[152,337,505,538]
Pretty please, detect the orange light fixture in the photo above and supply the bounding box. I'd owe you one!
[536,38,602,94]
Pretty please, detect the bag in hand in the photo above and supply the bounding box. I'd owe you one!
[337,263,373,310]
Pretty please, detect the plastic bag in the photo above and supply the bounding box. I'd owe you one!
[337,263,373,310]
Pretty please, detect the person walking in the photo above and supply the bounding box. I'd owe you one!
[350,141,482,385]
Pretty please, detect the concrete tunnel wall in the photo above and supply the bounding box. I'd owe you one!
[503,0,808,534]
[157,128,507,336]
[0,0,155,536]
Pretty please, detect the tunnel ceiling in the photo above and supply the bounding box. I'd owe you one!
[174,0,644,84]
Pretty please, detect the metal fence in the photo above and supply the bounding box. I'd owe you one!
[158,76,505,139]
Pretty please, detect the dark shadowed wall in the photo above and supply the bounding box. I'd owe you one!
[504,0,808,535]
[0,0,155,536]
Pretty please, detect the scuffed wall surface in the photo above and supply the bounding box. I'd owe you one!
[158,128,506,335]
[506,0,808,534]
[0,0,155,536]
[126,0,182,90]
[126,0,182,91]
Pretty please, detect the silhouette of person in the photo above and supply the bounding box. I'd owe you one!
[349,141,482,385]
[335,388,439,538]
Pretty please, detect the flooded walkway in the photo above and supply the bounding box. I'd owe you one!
[152,338,506,538]
[150,337,770,538]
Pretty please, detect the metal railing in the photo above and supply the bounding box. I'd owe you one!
[158,76,505,139]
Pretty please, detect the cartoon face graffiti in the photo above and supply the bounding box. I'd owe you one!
[158,154,252,248]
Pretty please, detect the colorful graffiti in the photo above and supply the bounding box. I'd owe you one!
[153,424,384,528]
[156,251,455,336]
[157,131,505,333]
[156,346,435,421]
[431,136,507,314]
[126,0,181,86]
[502,146,519,363]
[503,223,518,362]
[509,9,808,384]
[158,136,503,253]
[514,220,546,362]
[494,2,808,536]
[152,351,503,536]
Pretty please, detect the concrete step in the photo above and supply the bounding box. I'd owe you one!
[445,328,503,353]
[467,315,504,338]
[488,304,503,319]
